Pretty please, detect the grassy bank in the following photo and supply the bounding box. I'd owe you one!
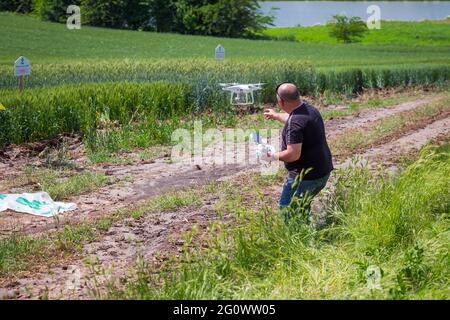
[108,143,450,300]
[263,20,450,46]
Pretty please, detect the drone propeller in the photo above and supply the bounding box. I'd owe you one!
[219,83,238,87]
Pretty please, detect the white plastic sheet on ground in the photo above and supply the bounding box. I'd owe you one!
[0,192,77,217]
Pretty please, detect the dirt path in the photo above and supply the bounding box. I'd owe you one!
[0,95,449,299]
[324,95,441,132]
[0,96,442,238]
[340,117,450,170]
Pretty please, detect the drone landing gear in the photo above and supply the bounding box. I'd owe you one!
[231,92,255,106]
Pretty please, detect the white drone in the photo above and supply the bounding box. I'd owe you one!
[219,83,264,106]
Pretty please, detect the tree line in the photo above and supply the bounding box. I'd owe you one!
[0,0,274,38]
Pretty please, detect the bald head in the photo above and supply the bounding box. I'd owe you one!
[277,83,300,102]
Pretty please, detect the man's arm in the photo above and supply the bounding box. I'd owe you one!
[272,143,302,163]
[264,108,289,124]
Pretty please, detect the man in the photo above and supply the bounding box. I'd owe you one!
[263,83,333,222]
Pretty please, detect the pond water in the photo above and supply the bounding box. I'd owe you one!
[259,1,450,27]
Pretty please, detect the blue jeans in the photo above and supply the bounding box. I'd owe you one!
[279,173,330,223]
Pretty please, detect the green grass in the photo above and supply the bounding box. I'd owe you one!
[39,171,108,201]
[107,143,450,300]
[130,191,202,219]
[0,223,96,276]
[263,20,450,47]
[0,235,49,274]
[1,13,449,67]
[20,166,109,201]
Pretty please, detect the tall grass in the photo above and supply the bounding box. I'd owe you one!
[0,81,193,147]
[108,144,449,300]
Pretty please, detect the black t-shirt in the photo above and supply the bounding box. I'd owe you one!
[281,101,334,180]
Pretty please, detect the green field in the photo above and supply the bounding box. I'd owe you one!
[262,19,450,46]
[1,13,449,154]
[1,13,449,66]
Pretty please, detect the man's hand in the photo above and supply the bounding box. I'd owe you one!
[264,108,289,124]
[257,144,277,162]
[264,108,277,120]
